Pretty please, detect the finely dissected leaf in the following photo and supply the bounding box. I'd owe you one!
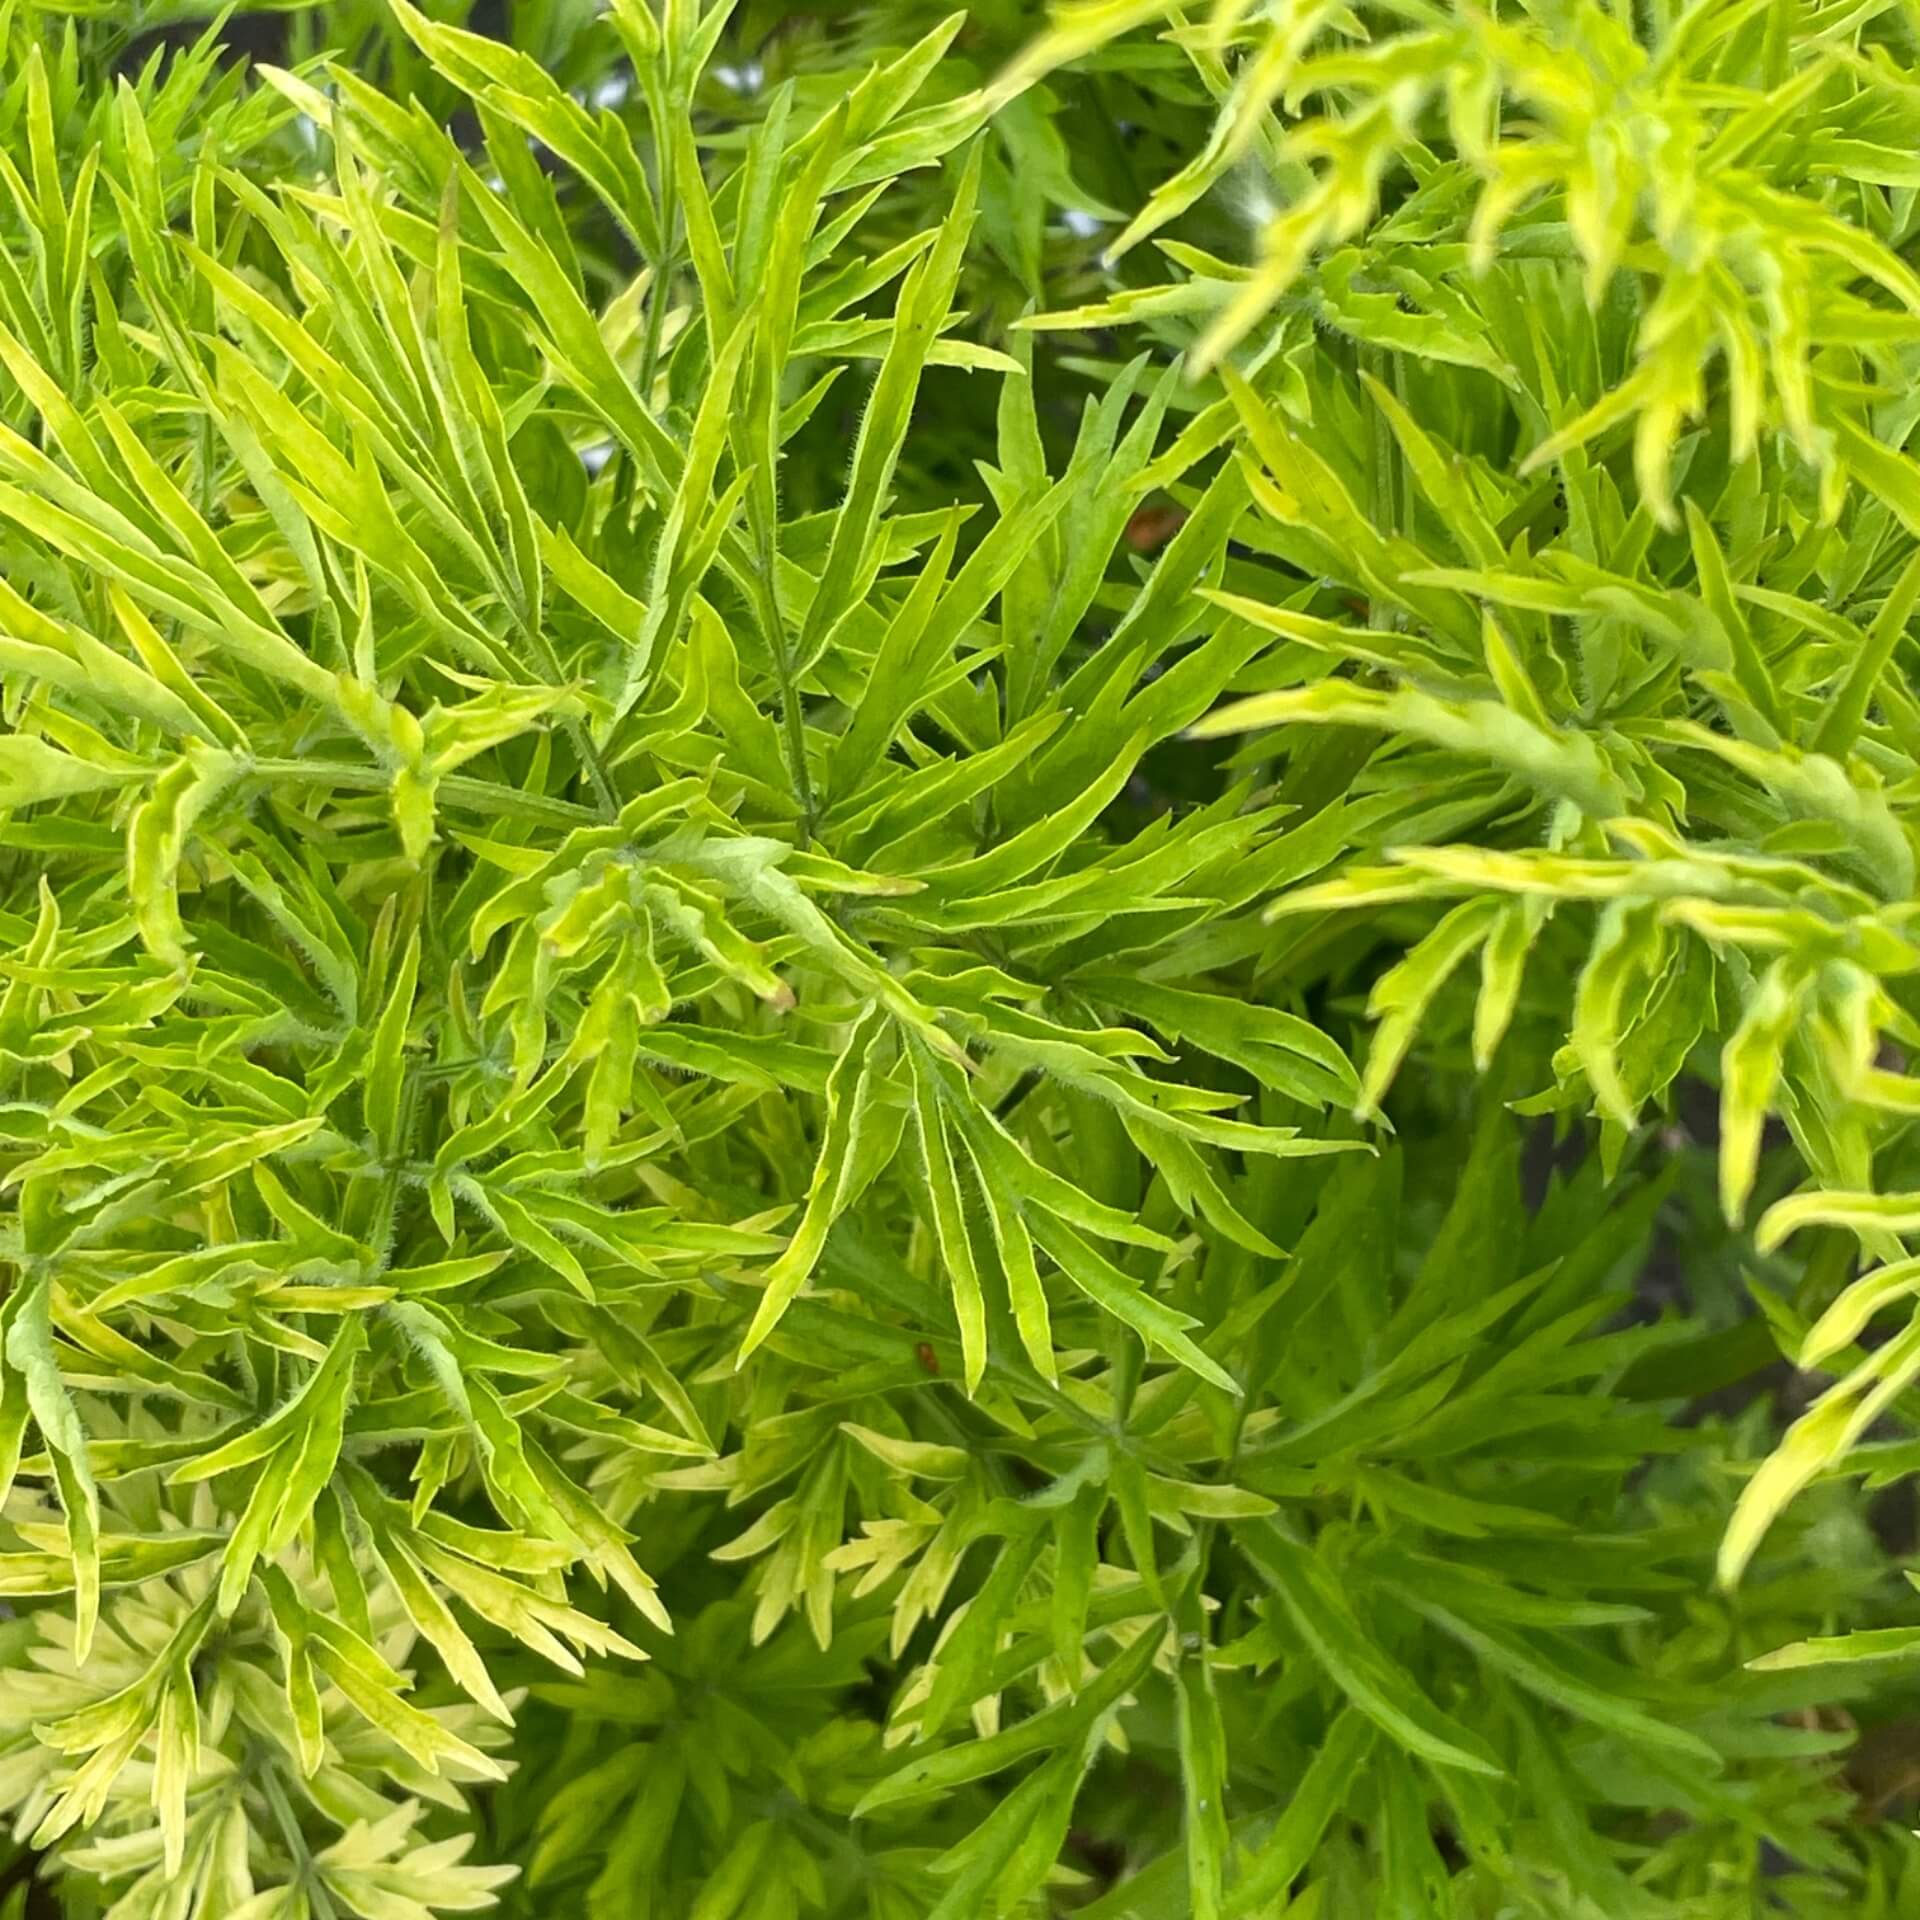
[853,1617,1162,1815]
[0,5,1909,1917]
[1749,1625,1920,1673]
[1721,1321,1920,1587]
[5,1274,99,1660]
[0,733,149,806]
[1240,1524,1503,1779]
[738,1008,897,1361]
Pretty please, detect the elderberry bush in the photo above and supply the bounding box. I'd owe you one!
[3,3,1920,1917]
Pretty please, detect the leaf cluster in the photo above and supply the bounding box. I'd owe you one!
[1,3,1919,1918]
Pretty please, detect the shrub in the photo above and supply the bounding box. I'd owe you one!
[2,1,1919,1916]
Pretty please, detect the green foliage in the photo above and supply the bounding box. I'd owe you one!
[3,1,1920,1916]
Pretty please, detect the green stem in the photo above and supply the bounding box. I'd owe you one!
[564,716,621,820]
[257,1754,338,1920]
[776,639,818,835]
[746,475,817,834]
[639,84,681,403]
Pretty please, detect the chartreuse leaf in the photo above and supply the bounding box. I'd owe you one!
[1749,1605,1920,1673]
[0,733,149,806]
[0,6,1913,1917]
[906,1042,989,1394]
[1718,955,1811,1226]
[739,1007,898,1362]
[5,1272,99,1660]
[171,1317,367,1615]
[1799,1258,1920,1371]
[855,1612,1162,1815]
[1721,1318,1920,1587]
